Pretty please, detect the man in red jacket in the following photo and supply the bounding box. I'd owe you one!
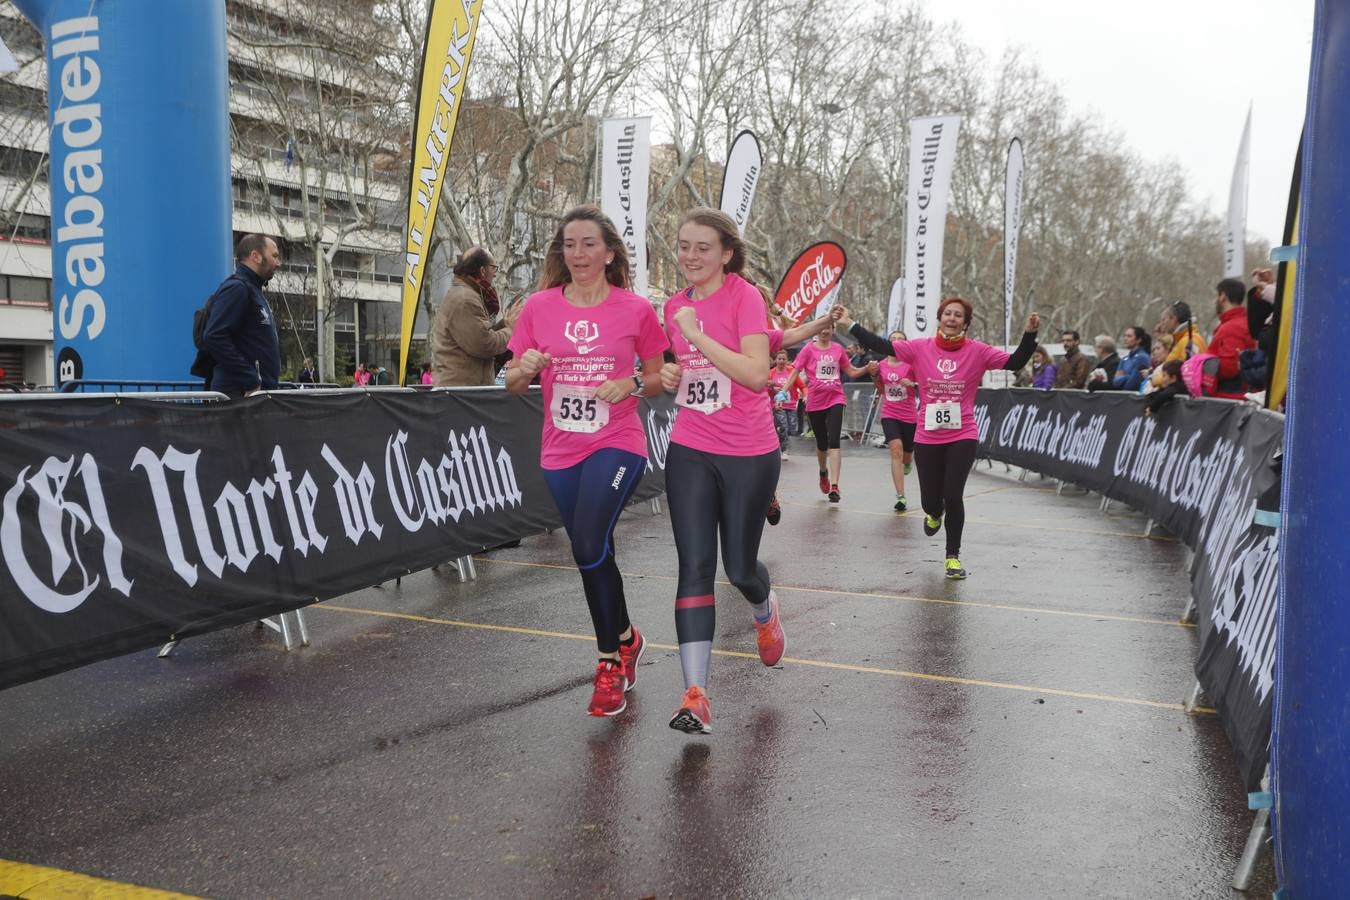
[1210,278,1257,399]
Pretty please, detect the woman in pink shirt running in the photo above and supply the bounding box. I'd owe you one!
[658,208,787,736]
[506,205,669,718]
[869,330,919,511]
[835,298,1040,579]
[789,328,870,503]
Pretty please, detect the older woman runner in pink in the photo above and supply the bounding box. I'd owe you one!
[834,299,1040,578]
[506,205,669,718]
[789,326,871,503]
[658,208,787,735]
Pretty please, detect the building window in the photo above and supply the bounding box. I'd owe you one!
[0,275,51,306]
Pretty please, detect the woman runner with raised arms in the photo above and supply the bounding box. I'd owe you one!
[834,299,1039,578]
[506,205,669,717]
[659,208,787,735]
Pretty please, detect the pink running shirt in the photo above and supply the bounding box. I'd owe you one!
[877,357,919,423]
[890,337,1008,444]
[794,341,848,413]
[664,273,777,456]
[768,366,800,410]
[508,284,668,470]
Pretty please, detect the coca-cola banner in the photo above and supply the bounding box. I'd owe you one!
[0,390,675,690]
[974,388,1282,790]
[903,114,962,338]
[718,129,762,236]
[774,241,847,322]
[600,117,652,295]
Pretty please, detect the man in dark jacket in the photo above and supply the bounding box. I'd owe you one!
[1085,334,1120,392]
[202,234,282,398]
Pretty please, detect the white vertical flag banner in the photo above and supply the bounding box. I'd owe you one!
[886,277,905,334]
[1224,107,1252,279]
[1003,137,1024,348]
[0,35,17,75]
[601,117,652,295]
[903,114,962,338]
[718,129,763,235]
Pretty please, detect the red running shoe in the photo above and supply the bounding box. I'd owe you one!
[828,484,841,503]
[754,590,786,666]
[818,469,831,494]
[669,685,712,734]
[618,627,646,691]
[766,497,782,526]
[588,660,627,717]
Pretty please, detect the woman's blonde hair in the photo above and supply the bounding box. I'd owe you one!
[538,205,630,290]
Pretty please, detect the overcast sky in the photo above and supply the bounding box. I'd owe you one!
[918,0,1315,244]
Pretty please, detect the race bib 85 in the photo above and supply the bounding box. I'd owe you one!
[924,401,961,431]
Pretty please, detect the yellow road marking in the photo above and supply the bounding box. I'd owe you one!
[471,558,1195,630]
[314,604,1216,715]
[0,859,197,899]
[773,495,1174,541]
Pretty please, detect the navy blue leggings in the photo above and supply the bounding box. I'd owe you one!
[541,447,647,653]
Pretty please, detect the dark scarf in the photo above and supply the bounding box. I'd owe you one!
[936,331,966,351]
[465,275,500,317]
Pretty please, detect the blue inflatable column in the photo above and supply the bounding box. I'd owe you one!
[13,0,233,385]
[1272,0,1350,893]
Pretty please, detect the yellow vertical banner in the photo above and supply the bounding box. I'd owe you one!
[1268,134,1302,411]
[399,0,485,384]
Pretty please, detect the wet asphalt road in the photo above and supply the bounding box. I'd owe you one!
[0,438,1274,897]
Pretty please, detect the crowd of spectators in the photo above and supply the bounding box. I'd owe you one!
[1015,271,1274,413]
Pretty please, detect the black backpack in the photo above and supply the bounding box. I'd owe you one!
[189,274,241,381]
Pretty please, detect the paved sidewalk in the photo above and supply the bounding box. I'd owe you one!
[0,442,1274,897]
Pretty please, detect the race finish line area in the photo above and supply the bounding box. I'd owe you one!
[0,445,1272,897]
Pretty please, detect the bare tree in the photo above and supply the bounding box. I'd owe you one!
[227,0,405,380]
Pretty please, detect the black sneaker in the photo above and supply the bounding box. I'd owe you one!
[828,484,841,503]
[894,494,907,512]
[923,514,942,536]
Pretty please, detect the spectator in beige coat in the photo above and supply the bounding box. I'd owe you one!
[431,247,515,386]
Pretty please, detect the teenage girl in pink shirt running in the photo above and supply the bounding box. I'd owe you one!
[658,208,787,735]
[834,298,1040,579]
[506,205,669,718]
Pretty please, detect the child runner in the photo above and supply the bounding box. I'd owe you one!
[834,299,1040,578]
[659,208,786,735]
[506,205,669,717]
[789,327,870,502]
[872,330,919,511]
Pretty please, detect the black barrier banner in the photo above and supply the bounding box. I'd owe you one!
[0,389,675,691]
[974,388,1281,789]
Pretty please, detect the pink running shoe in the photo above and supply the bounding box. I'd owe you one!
[754,591,786,666]
[669,685,712,734]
